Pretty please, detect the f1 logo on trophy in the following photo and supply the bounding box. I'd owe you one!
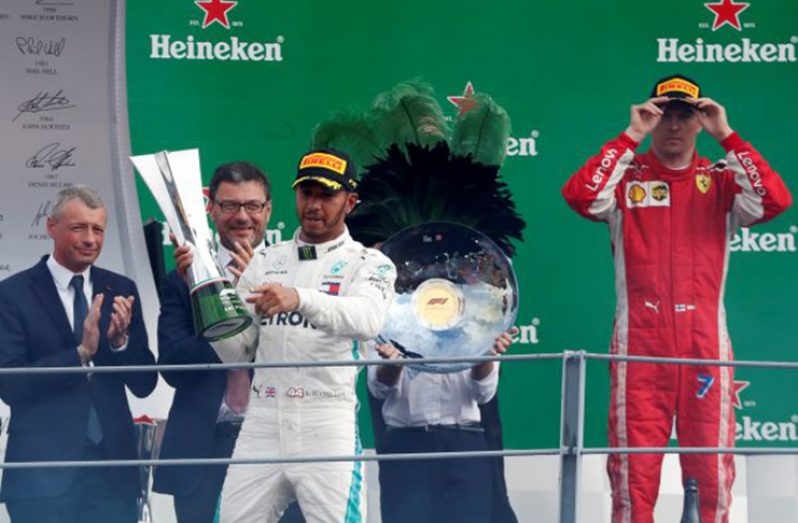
[131,149,252,340]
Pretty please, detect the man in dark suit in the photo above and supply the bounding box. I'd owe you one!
[0,185,157,523]
[153,162,303,523]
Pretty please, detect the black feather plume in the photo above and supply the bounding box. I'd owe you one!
[347,142,525,256]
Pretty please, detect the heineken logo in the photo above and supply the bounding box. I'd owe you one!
[728,380,797,442]
[511,318,540,345]
[736,415,798,442]
[149,35,284,62]
[148,0,285,62]
[657,37,797,63]
[730,226,797,253]
[656,0,796,63]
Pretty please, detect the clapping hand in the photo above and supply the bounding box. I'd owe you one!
[107,295,134,349]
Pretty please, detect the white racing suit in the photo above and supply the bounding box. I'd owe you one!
[212,228,396,523]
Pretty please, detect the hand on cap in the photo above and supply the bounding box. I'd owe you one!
[625,97,670,142]
[690,98,733,142]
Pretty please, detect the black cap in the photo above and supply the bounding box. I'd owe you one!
[292,149,358,192]
[650,74,702,102]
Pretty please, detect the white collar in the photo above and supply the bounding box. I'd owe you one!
[46,254,91,291]
[293,227,351,254]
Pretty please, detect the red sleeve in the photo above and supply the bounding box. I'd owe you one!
[562,133,639,222]
[722,132,793,227]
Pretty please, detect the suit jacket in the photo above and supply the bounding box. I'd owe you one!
[152,270,229,496]
[0,256,157,501]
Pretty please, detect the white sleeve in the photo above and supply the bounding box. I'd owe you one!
[296,250,396,341]
[209,255,260,363]
[366,341,403,399]
[467,362,499,404]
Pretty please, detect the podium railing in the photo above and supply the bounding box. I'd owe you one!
[1,351,796,523]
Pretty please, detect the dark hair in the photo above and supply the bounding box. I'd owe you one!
[209,161,271,202]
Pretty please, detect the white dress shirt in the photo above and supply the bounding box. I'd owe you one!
[367,343,499,427]
[47,254,92,331]
[46,254,127,357]
[216,241,265,423]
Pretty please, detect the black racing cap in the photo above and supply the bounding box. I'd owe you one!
[650,74,702,103]
[292,149,358,192]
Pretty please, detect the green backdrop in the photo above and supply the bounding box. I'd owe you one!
[126,0,798,449]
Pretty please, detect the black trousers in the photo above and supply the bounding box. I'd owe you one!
[479,394,519,523]
[379,426,493,523]
[6,443,137,523]
[173,422,305,523]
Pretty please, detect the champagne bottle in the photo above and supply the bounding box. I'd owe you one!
[680,478,702,523]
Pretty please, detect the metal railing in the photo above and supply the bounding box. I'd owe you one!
[1,351,796,523]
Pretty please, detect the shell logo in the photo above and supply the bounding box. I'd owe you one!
[628,183,647,204]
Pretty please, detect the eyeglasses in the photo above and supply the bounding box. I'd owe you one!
[214,200,268,214]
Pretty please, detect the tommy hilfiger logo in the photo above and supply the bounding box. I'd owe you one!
[321,281,341,296]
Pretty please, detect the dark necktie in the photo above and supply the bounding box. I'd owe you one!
[70,275,88,344]
[70,275,103,444]
[223,261,251,414]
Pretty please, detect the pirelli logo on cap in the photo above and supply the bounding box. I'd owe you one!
[299,153,347,175]
[655,78,699,98]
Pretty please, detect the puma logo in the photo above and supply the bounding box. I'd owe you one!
[645,300,660,314]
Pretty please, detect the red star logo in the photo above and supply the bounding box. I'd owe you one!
[704,0,750,31]
[732,380,750,410]
[447,81,477,115]
[195,0,238,29]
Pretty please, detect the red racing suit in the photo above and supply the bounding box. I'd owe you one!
[562,132,792,523]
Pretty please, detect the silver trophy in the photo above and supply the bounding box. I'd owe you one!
[378,222,518,373]
[131,149,252,340]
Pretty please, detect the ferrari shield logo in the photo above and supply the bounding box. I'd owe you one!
[696,174,711,194]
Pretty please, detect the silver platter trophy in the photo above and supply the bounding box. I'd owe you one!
[378,222,518,373]
[131,149,252,341]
